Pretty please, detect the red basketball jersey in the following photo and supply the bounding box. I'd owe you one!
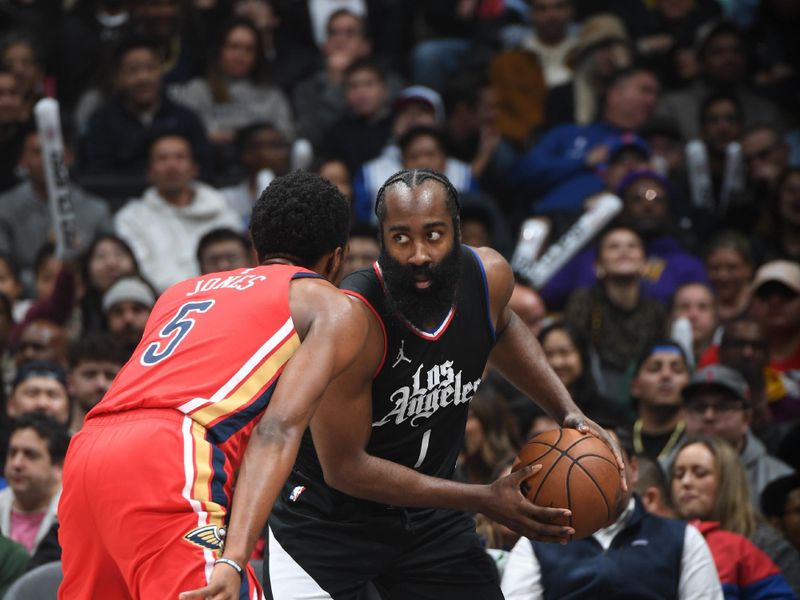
[88,264,317,469]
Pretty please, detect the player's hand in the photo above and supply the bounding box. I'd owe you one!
[482,465,574,544]
[562,413,628,492]
[178,563,242,600]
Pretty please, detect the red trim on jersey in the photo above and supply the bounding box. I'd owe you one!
[372,261,457,342]
[344,290,387,379]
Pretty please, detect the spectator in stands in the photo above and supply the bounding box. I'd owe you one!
[564,226,666,397]
[545,14,632,127]
[704,231,755,322]
[102,276,155,356]
[682,365,794,506]
[634,454,677,518]
[762,474,800,554]
[754,168,800,264]
[501,425,723,600]
[508,279,546,337]
[6,361,70,427]
[0,412,68,555]
[168,18,294,148]
[670,436,799,597]
[748,261,800,376]
[742,126,791,201]
[341,224,379,281]
[511,64,660,214]
[130,0,198,85]
[517,0,577,89]
[629,341,691,464]
[0,68,25,194]
[0,127,112,293]
[293,9,400,148]
[0,531,28,596]
[0,32,46,121]
[67,333,128,433]
[321,58,392,174]
[13,321,68,369]
[79,36,212,179]
[312,158,351,204]
[669,282,719,362]
[114,132,239,292]
[457,386,520,486]
[79,234,140,335]
[196,228,254,275]
[222,122,290,230]
[657,20,785,140]
[538,321,627,424]
[0,254,26,322]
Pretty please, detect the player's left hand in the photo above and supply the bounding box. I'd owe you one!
[562,412,628,492]
[178,563,242,600]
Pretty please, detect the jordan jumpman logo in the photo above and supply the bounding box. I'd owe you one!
[392,340,412,368]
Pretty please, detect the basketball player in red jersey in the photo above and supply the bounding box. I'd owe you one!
[57,172,368,599]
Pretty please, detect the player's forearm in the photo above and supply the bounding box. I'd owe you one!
[490,312,581,424]
[325,452,489,514]
[221,419,304,566]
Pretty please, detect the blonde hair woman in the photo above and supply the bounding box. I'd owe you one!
[670,437,799,597]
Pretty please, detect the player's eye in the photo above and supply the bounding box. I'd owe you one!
[394,234,409,244]
[428,231,442,241]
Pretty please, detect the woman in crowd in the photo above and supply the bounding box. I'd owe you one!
[755,168,800,264]
[538,320,631,425]
[669,281,720,363]
[79,234,140,334]
[670,437,800,597]
[705,231,755,323]
[457,385,521,486]
[564,225,666,399]
[169,17,294,152]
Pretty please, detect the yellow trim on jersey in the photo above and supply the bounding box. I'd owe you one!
[190,333,301,428]
[190,420,226,532]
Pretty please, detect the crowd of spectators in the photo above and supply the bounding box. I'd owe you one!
[0,0,797,597]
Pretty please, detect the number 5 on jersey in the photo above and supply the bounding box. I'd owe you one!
[140,300,215,366]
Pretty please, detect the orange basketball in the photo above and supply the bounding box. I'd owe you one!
[514,428,623,539]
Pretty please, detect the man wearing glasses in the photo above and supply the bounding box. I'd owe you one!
[682,364,793,506]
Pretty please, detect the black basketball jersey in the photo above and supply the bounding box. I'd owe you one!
[288,245,496,512]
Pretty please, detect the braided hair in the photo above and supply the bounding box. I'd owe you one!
[374,169,461,227]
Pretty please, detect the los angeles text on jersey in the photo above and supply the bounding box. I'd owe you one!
[373,360,481,428]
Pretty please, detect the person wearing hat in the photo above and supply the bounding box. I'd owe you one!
[749,260,800,375]
[102,276,156,354]
[6,360,70,426]
[544,13,632,128]
[682,364,794,506]
[353,85,474,224]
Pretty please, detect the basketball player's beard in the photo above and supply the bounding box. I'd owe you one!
[379,243,462,331]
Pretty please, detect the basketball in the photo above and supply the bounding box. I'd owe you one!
[514,428,623,539]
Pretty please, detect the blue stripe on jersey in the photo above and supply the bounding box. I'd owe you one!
[291,272,324,280]
[465,246,496,343]
[206,380,278,445]
[209,441,229,511]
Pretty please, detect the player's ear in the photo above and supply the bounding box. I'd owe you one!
[326,246,345,284]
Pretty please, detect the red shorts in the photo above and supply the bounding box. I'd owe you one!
[58,409,263,599]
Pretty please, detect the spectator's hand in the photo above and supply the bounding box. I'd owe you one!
[585,144,609,168]
[178,563,241,600]
[561,413,627,493]
[481,465,574,544]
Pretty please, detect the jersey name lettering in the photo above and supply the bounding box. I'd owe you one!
[373,360,481,428]
[186,274,267,296]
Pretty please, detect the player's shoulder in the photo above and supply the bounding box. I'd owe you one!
[469,246,512,284]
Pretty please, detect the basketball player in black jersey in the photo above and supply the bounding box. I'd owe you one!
[242,169,624,600]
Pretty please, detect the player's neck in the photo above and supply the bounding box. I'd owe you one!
[639,403,682,434]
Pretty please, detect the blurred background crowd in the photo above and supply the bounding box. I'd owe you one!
[0,0,797,597]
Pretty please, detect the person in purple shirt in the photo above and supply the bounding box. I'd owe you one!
[541,169,708,309]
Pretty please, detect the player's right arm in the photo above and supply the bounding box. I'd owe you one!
[308,299,574,544]
[180,278,368,600]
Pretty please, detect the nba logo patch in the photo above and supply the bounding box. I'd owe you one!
[184,524,226,550]
[289,485,306,502]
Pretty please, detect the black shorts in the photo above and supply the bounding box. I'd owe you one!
[264,473,502,600]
